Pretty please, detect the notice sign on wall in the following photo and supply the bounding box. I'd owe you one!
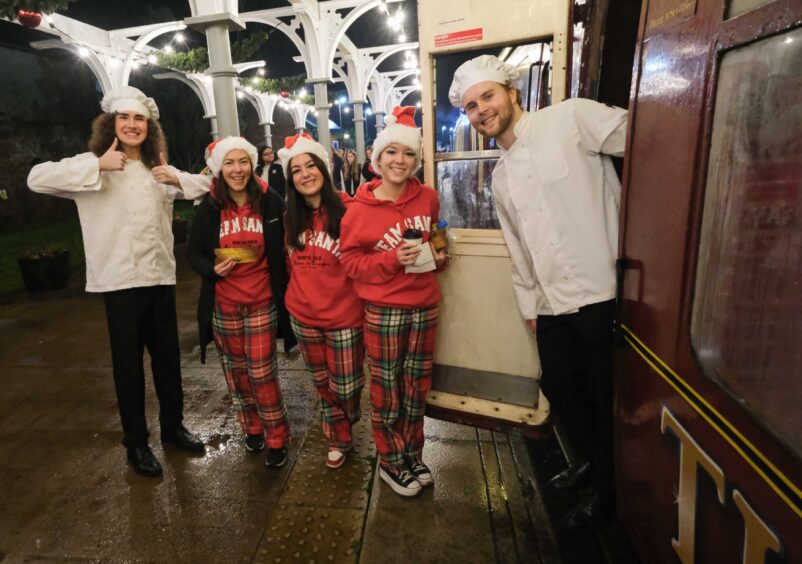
[435,28,483,48]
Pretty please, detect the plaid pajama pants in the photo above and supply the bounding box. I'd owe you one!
[364,304,439,470]
[290,316,366,451]
[212,301,289,448]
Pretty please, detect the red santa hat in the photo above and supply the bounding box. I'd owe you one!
[205,136,258,176]
[277,133,331,179]
[371,106,422,173]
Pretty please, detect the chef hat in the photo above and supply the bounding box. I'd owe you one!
[277,133,330,179]
[372,106,422,173]
[205,136,258,176]
[448,55,520,108]
[101,86,160,120]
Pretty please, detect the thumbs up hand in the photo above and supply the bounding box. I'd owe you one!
[152,151,180,186]
[98,138,126,172]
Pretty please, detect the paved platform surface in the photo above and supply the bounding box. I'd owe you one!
[0,247,559,563]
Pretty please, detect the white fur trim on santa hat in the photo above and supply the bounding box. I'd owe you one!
[206,136,258,176]
[371,120,422,174]
[101,86,160,120]
[277,134,330,179]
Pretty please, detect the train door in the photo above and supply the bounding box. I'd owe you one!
[415,0,573,435]
[617,0,802,561]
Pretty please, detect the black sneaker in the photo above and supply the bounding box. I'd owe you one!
[379,466,422,497]
[407,460,434,487]
[265,447,288,468]
[244,434,265,453]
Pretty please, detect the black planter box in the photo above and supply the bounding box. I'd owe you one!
[18,251,71,292]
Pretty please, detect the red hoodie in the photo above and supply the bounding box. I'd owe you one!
[285,192,363,329]
[214,177,272,309]
[340,177,442,308]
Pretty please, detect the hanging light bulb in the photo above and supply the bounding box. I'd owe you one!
[77,46,90,58]
[147,54,158,64]
[164,45,174,54]
[174,32,185,43]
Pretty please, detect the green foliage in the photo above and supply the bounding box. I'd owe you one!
[0,216,84,297]
[156,32,270,75]
[243,75,314,103]
[156,47,210,74]
[231,31,269,62]
[0,0,73,19]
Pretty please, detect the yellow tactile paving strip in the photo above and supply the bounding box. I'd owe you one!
[253,392,376,564]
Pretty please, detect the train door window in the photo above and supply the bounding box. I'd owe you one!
[691,27,802,459]
[433,40,552,229]
[726,0,775,19]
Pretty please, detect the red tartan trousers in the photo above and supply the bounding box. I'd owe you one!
[290,315,366,451]
[212,302,289,448]
[363,304,439,470]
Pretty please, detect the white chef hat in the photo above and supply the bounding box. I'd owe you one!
[448,55,520,108]
[101,86,160,120]
[277,133,330,179]
[205,136,258,176]
[371,106,422,173]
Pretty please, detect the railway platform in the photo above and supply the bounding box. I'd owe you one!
[0,245,565,564]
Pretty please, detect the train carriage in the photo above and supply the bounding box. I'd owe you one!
[415,0,802,561]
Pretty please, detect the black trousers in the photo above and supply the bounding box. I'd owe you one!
[103,285,184,448]
[536,299,615,497]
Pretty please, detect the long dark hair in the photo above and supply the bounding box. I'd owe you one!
[214,170,263,209]
[285,153,346,250]
[88,112,167,169]
[255,144,271,177]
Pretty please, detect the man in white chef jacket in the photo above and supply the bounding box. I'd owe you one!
[450,56,628,526]
[28,86,210,478]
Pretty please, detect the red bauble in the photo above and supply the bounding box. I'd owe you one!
[17,10,43,28]
[280,90,290,98]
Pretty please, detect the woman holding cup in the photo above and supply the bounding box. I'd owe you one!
[340,106,447,497]
[187,136,295,469]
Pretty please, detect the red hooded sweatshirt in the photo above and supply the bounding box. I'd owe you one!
[214,177,272,309]
[340,177,442,308]
[285,192,363,329]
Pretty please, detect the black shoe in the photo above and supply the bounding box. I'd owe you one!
[161,425,205,453]
[244,434,265,453]
[549,460,591,490]
[265,447,288,468]
[565,492,614,529]
[127,445,163,477]
[379,465,422,497]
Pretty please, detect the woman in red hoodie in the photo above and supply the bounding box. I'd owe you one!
[279,134,365,469]
[340,107,447,497]
[187,137,295,469]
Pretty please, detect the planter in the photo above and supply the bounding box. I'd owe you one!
[18,250,71,292]
[172,219,188,244]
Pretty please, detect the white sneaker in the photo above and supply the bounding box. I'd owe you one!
[326,449,347,469]
[379,466,422,497]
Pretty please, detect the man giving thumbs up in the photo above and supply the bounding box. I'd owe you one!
[28,86,211,478]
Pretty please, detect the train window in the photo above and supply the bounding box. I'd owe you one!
[692,27,802,459]
[433,40,551,229]
[725,0,774,19]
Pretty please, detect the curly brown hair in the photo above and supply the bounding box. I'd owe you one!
[88,112,168,169]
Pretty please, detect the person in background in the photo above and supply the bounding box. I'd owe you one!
[255,144,286,199]
[342,149,361,197]
[331,143,344,191]
[340,106,447,497]
[450,55,628,526]
[280,133,365,470]
[187,136,296,469]
[361,145,379,182]
[27,86,208,478]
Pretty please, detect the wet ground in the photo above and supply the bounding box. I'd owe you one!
[0,246,562,563]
